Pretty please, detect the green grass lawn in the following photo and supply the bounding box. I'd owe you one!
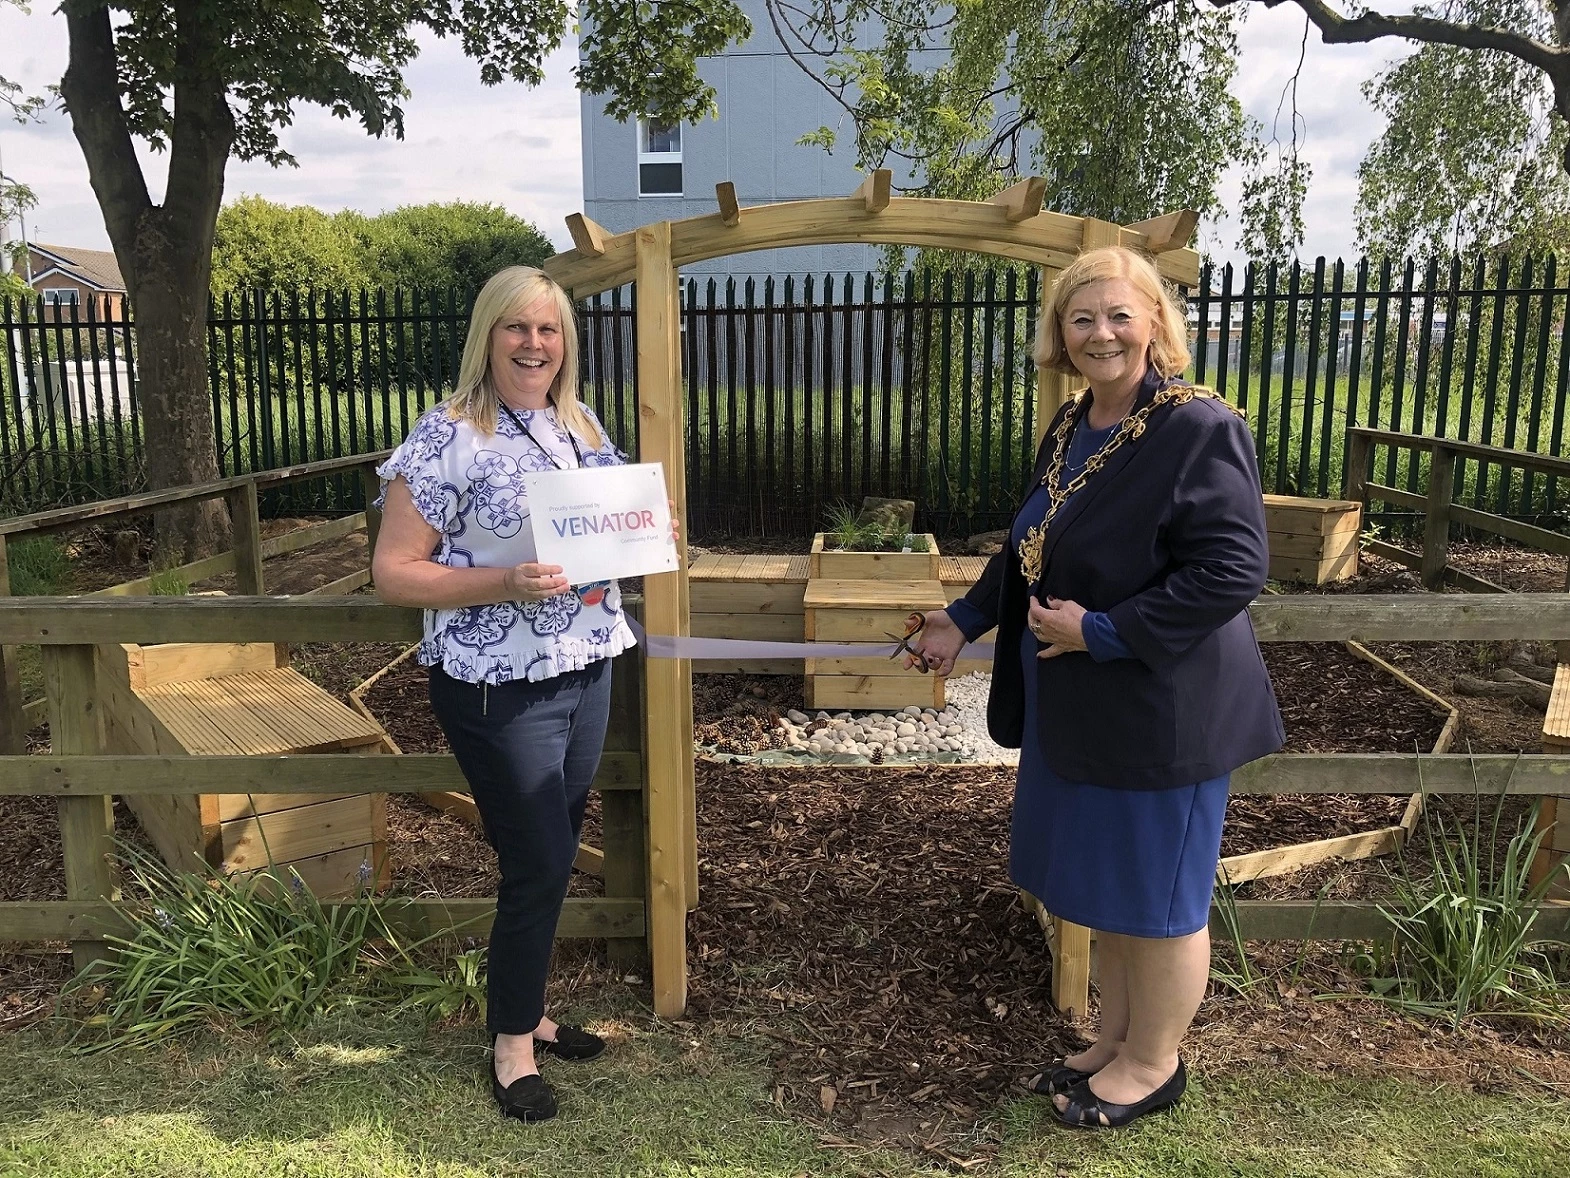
[1,1004,1565,1178]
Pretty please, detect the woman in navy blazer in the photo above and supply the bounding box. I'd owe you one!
[912,246,1283,1129]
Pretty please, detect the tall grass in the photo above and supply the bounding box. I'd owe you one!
[1358,768,1569,1027]
[4,536,71,595]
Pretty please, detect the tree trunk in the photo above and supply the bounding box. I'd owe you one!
[60,2,236,563]
[133,217,230,565]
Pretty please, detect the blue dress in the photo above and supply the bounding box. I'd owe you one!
[953,417,1229,938]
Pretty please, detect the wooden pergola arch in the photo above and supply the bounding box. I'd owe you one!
[542,172,1201,1017]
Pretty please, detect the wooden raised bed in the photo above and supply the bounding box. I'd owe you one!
[1264,494,1362,584]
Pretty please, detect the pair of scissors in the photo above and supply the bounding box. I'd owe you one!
[888,612,930,673]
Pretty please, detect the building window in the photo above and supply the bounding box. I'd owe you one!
[638,119,682,196]
[41,288,80,305]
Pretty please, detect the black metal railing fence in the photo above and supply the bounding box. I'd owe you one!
[2,254,1567,538]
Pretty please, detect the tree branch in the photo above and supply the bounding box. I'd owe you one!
[59,2,152,278]
[1232,0,1569,75]
[1219,0,1570,171]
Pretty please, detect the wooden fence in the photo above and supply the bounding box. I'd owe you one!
[3,594,1570,1016]
[1346,426,1570,596]
[0,449,391,752]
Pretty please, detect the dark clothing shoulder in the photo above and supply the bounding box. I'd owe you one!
[960,375,1284,789]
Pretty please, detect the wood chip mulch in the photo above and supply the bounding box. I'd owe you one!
[685,761,1064,1153]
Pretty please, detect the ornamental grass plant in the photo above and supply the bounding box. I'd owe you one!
[67,844,397,1051]
[1359,763,1569,1028]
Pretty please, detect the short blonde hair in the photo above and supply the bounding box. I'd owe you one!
[446,266,602,448]
[1033,246,1191,379]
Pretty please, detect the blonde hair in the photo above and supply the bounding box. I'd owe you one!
[1033,246,1191,379]
[446,266,602,448]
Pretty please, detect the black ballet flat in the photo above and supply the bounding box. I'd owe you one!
[490,1061,558,1122]
[536,1024,605,1062]
[1053,1060,1187,1130]
[1024,1060,1099,1097]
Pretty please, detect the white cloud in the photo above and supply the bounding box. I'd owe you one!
[0,2,1412,264]
[0,10,586,252]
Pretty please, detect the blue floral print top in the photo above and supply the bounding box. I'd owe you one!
[376,402,637,684]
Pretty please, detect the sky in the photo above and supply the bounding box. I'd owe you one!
[0,4,1404,266]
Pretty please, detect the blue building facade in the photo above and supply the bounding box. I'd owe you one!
[578,1,935,279]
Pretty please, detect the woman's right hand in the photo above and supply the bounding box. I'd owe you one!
[503,562,569,602]
[908,609,966,677]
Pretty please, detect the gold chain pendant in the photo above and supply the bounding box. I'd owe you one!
[1016,384,1240,584]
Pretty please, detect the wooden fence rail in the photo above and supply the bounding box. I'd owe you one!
[4,594,1570,1011]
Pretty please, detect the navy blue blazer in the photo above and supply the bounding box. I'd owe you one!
[962,372,1285,789]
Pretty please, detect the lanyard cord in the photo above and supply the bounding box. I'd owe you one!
[499,399,584,470]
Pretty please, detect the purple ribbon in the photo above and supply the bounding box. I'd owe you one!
[625,617,995,663]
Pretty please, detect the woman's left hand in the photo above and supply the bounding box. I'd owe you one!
[1028,596,1088,659]
[669,499,681,544]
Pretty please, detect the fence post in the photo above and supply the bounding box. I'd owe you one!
[359,461,383,564]
[1420,445,1457,591]
[43,643,118,970]
[225,480,265,595]
[1342,430,1372,506]
[603,642,649,971]
[0,536,24,755]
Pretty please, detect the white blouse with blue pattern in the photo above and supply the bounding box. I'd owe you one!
[376,402,637,684]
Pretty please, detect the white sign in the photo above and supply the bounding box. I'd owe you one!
[523,462,678,585]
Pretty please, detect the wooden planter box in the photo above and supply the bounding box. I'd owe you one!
[1263,494,1361,584]
[809,533,940,581]
[95,639,391,897]
[804,578,948,710]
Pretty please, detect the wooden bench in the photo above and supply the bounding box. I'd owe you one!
[96,639,391,897]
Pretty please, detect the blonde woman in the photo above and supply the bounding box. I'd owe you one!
[911,247,1283,1129]
[374,266,646,1122]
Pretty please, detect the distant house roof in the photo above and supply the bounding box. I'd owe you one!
[28,243,127,293]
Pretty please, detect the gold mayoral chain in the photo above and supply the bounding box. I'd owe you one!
[1016,384,1241,585]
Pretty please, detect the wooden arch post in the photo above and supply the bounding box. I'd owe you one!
[548,182,1200,1020]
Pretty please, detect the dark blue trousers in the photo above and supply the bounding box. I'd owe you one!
[428,660,612,1036]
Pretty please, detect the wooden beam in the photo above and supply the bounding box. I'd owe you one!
[1229,753,1570,796]
[0,751,646,795]
[42,645,117,969]
[1125,209,1199,253]
[634,219,691,1018]
[1050,916,1091,1018]
[0,537,24,755]
[16,592,1570,646]
[226,480,265,595]
[546,194,1214,297]
[566,212,611,257]
[715,182,741,227]
[1349,426,1570,481]
[855,169,892,213]
[1421,446,1458,590]
[988,176,1046,223]
[1080,217,1125,250]
[1221,900,1570,941]
[0,451,391,540]
[0,896,645,944]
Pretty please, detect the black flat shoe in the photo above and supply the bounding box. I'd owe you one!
[536,1024,605,1062]
[491,1062,558,1122]
[1054,1060,1187,1130]
[1024,1060,1100,1097]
